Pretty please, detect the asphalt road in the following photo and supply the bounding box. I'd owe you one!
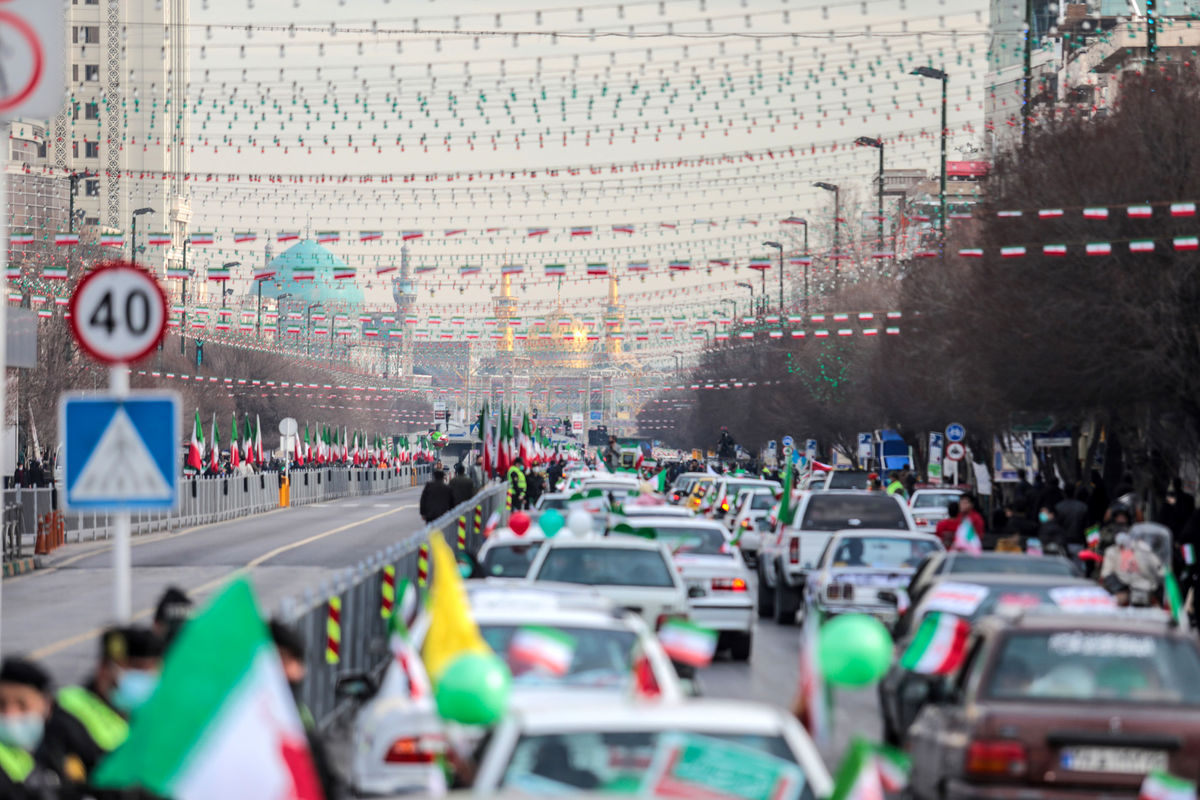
[2,486,425,684]
[702,590,883,768]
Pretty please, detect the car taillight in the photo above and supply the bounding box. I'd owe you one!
[966,740,1027,777]
[721,500,729,512]
[712,577,747,592]
[914,517,927,526]
[788,537,799,564]
[655,612,686,630]
[826,582,854,600]
[384,735,443,764]
[740,518,753,530]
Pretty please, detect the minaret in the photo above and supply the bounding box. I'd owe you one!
[605,273,624,356]
[392,245,416,377]
[494,273,516,354]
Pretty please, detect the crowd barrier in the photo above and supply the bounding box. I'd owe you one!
[279,481,507,730]
[0,463,433,552]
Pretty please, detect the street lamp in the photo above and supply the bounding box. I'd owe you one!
[735,281,754,317]
[813,182,840,290]
[179,235,194,354]
[306,302,323,358]
[855,136,886,253]
[719,297,737,323]
[783,218,810,314]
[763,241,784,311]
[911,66,949,238]
[130,207,154,261]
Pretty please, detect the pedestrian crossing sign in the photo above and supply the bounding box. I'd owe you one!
[60,392,179,510]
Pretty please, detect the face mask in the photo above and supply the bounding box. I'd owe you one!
[111,669,159,714]
[1038,511,1051,523]
[0,713,44,751]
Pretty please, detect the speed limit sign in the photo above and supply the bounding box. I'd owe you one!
[69,262,167,364]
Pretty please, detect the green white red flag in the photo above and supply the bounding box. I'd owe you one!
[657,620,717,667]
[508,626,576,677]
[952,517,982,554]
[186,410,205,474]
[900,612,970,675]
[93,579,323,800]
[1139,770,1196,800]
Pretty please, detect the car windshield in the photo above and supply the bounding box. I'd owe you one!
[826,472,871,490]
[482,624,640,690]
[501,732,813,797]
[646,526,730,557]
[536,547,676,587]
[724,480,773,497]
[915,582,1102,625]
[537,496,569,510]
[750,493,776,511]
[944,555,1076,577]
[584,483,639,497]
[985,632,1200,705]
[829,536,939,569]
[481,543,544,578]
[912,493,959,509]
[799,495,909,531]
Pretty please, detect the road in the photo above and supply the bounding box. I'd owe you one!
[2,486,425,683]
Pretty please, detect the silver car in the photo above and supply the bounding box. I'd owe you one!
[908,489,962,537]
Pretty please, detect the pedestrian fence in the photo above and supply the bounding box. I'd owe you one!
[0,463,432,556]
[280,480,509,731]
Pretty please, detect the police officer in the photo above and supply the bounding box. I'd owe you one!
[885,471,908,500]
[45,627,163,777]
[0,656,85,797]
[506,462,527,509]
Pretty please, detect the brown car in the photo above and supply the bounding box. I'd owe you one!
[906,610,1200,799]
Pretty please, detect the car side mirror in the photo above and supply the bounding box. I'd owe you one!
[335,672,378,701]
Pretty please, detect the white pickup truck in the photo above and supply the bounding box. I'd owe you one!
[756,490,916,625]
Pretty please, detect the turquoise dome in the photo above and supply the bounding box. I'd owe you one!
[259,240,366,307]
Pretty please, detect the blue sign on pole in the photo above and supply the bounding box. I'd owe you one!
[781,435,795,448]
[945,423,966,443]
[60,393,179,511]
[805,439,818,459]
[589,410,602,422]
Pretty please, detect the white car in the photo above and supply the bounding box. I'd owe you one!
[707,476,778,520]
[908,488,962,536]
[343,585,684,795]
[625,517,755,660]
[535,491,610,516]
[729,488,778,564]
[471,699,834,797]
[807,529,944,625]
[475,531,547,580]
[580,477,643,501]
[525,535,691,630]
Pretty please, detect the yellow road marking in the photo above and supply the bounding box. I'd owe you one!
[28,503,416,660]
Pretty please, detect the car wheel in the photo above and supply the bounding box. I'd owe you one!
[728,632,752,661]
[774,574,797,625]
[757,562,775,618]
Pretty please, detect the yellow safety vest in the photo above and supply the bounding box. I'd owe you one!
[0,743,33,783]
[507,466,526,491]
[56,686,128,753]
[886,480,906,498]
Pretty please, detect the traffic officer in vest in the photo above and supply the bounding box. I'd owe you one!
[46,627,164,777]
[885,471,908,500]
[506,463,527,509]
[0,656,87,796]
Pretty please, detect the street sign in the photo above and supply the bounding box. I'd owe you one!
[1033,431,1072,448]
[571,412,583,433]
[805,439,818,460]
[766,440,776,452]
[945,423,966,443]
[589,410,602,422]
[0,2,65,119]
[946,442,966,461]
[781,445,793,459]
[60,393,180,510]
[781,435,794,448]
[857,432,872,460]
[68,263,168,364]
[278,417,297,437]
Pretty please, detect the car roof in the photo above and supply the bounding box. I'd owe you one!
[622,517,727,530]
[974,608,1178,637]
[542,534,665,551]
[930,572,1092,587]
[912,488,961,495]
[944,552,1072,568]
[508,699,790,734]
[620,506,693,516]
[830,529,941,541]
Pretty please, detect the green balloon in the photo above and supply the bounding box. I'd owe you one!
[539,508,564,538]
[434,652,511,726]
[817,614,893,688]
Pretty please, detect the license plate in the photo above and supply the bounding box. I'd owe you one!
[1060,746,1168,774]
[686,580,707,597]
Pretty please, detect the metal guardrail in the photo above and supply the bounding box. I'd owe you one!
[0,463,433,550]
[2,504,22,562]
[280,481,507,730]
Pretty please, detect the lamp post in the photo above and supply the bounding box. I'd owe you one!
[719,297,737,325]
[306,302,323,358]
[813,182,840,290]
[735,281,754,314]
[179,236,192,354]
[784,217,810,314]
[911,66,948,238]
[763,241,784,311]
[855,136,885,253]
[130,207,154,262]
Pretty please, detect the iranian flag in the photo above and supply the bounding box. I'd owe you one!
[210,414,220,473]
[508,626,576,677]
[186,410,205,474]
[229,413,240,469]
[829,739,886,800]
[657,620,717,668]
[899,612,970,675]
[797,608,830,748]
[92,579,323,800]
[953,516,982,553]
[654,470,669,493]
[255,415,264,464]
[1140,771,1196,800]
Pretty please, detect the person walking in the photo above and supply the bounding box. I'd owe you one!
[505,463,527,510]
[448,463,476,507]
[885,471,908,500]
[419,469,455,523]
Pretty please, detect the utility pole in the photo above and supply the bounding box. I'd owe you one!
[1023,0,1033,149]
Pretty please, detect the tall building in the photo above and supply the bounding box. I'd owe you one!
[49,0,190,275]
[7,120,68,260]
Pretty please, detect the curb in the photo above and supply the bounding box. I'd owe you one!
[3,557,37,577]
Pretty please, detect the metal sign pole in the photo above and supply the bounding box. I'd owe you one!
[0,122,8,656]
[110,363,132,622]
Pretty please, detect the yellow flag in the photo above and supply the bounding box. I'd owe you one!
[421,533,491,684]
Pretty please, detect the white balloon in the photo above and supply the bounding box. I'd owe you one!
[567,508,592,537]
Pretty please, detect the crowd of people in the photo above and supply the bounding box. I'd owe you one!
[0,588,340,799]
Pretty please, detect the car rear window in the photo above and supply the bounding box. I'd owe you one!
[985,632,1200,705]
[536,547,676,587]
[481,624,639,689]
[647,526,730,557]
[912,493,959,509]
[537,496,568,510]
[800,494,909,531]
[830,536,940,569]
[481,542,544,578]
[826,472,872,490]
[944,555,1076,577]
[502,732,812,796]
[750,494,775,511]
